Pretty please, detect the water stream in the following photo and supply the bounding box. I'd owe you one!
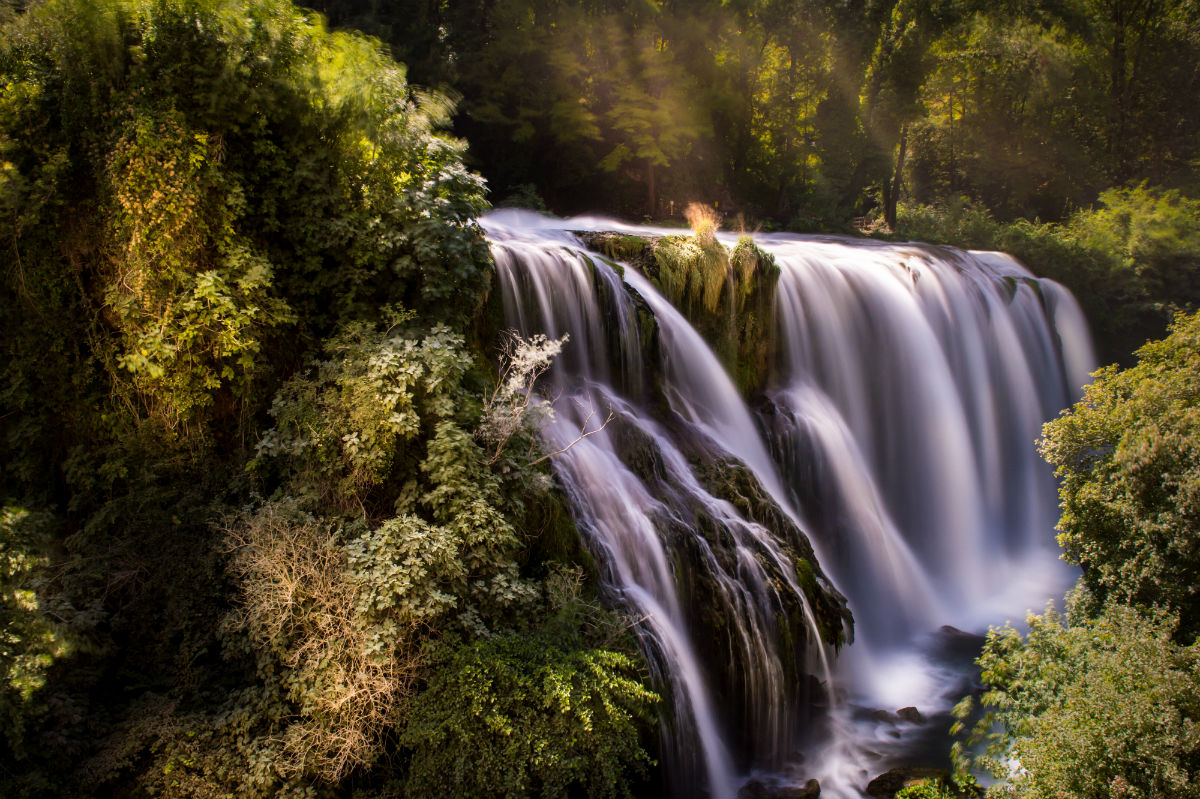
[482,211,1095,798]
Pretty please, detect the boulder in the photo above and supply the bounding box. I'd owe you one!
[897,706,924,724]
[780,778,821,799]
[738,780,770,799]
[738,778,820,799]
[865,767,952,798]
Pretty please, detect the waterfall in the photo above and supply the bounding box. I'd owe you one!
[482,211,1095,798]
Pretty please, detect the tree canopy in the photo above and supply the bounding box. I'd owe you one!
[315,0,1200,228]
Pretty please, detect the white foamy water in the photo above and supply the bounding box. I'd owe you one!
[482,211,1094,798]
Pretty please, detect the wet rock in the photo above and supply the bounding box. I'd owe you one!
[779,778,821,799]
[738,778,820,799]
[934,625,987,663]
[897,706,924,724]
[865,767,952,797]
[871,709,896,723]
[738,779,770,799]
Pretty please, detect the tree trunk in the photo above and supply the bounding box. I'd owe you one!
[884,126,908,231]
[646,159,656,219]
[1109,4,1128,177]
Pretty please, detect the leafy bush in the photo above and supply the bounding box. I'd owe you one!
[0,507,71,760]
[252,318,475,510]
[197,316,660,795]
[946,313,1200,798]
[896,778,962,799]
[400,632,659,799]
[225,503,423,783]
[891,187,1200,364]
[955,598,1200,799]
[1039,311,1200,634]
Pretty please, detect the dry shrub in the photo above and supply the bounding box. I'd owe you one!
[685,202,721,246]
[226,504,422,783]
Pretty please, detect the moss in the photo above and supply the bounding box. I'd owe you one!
[689,455,851,649]
[600,234,651,263]
[575,232,654,271]
[652,234,730,314]
[792,556,816,595]
[597,255,626,278]
[1001,275,1020,302]
[999,274,1045,305]
[580,230,782,399]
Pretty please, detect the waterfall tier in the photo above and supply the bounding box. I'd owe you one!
[482,211,1094,798]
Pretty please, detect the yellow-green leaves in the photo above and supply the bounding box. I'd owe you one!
[961,599,1200,799]
[400,634,658,799]
[0,507,72,759]
[1039,311,1200,633]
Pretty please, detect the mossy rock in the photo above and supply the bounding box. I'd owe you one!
[688,454,851,649]
[999,274,1046,305]
[865,768,957,798]
[603,408,851,686]
[592,232,653,265]
[576,231,658,276]
[575,231,781,398]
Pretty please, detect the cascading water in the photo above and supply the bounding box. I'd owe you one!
[482,211,1095,798]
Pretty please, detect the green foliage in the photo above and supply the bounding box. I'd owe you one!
[250,317,541,623]
[896,778,962,799]
[75,319,631,796]
[1039,310,1200,632]
[314,0,1200,235]
[400,631,659,799]
[1069,187,1200,331]
[946,309,1200,798]
[0,1,657,796]
[98,103,296,426]
[955,598,1200,799]
[253,319,471,510]
[0,0,491,456]
[892,187,1200,362]
[0,507,71,760]
[199,315,656,796]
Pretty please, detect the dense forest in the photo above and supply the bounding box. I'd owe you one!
[310,0,1200,365]
[1,0,1199,797]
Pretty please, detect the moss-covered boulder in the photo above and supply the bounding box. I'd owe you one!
[576,230,781,398]
[602,412,851,765]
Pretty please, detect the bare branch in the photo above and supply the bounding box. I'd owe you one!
[529,403,615,466]
[478,330,568,464]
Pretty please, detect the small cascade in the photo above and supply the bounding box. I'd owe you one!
[759,237,1094,788]
[765,238,1092,642]
[481,211,1095,798]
